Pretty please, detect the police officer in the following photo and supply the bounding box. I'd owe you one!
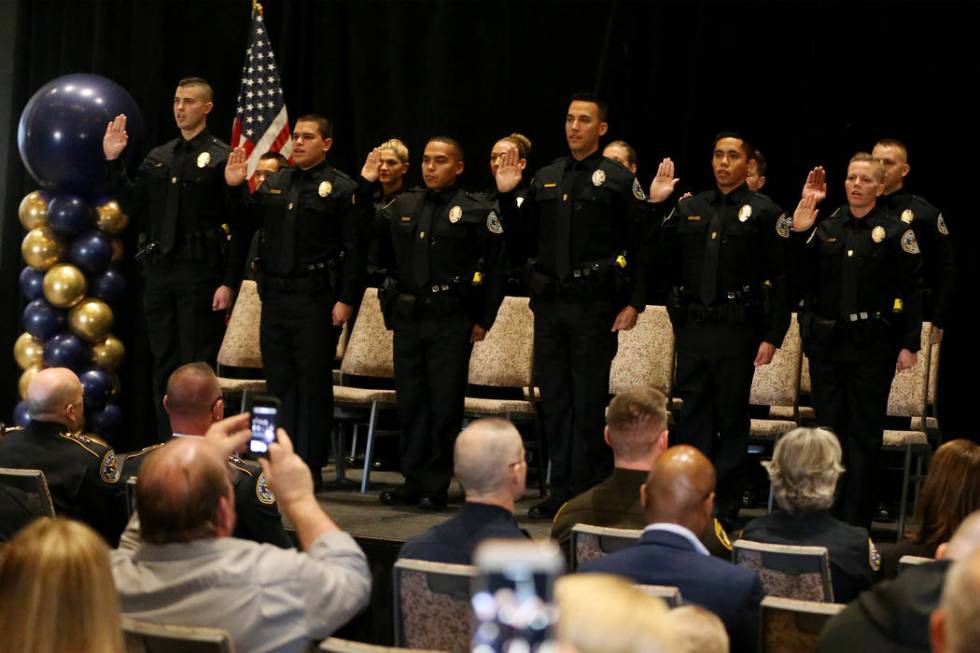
[366,139,411,286]
[225,114,366,484]
[872,139,954,341]
[0,368,127,544]
[494,93,653,518]
[649,133,791,525]
[103,78,237,439]
[790,155,923,528]
[359,137,507,510]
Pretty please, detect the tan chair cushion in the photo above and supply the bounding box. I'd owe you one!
[609,306,674,395]
[217,378,267,393]
[463,397,534,416]
[750,418,798,439]
[882,430,929,447]
[333,386,396,405]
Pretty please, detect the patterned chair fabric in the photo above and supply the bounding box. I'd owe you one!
[569,524,644,571]
[340,288,394,379]
[759,596,845,653]
[732,540,834,602]
[609,305,674,396]
[320,638,445,653]
[635,584,683,608]
[0,467,55,517]
[122,617,235,653]
[468,296,533,388]
[217,280,263,369]
[393,559,476,653]
[751,314,803,407]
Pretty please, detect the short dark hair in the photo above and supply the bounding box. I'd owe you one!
[427,136,465,162]
[874,137,909,161]
[259,151,289,166]
[177,77,213,101]
[713,131,756,161]
[569,92,608,121]
[295,114,333,139]
[754,149,767,176]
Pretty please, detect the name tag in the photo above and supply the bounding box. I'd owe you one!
[400,216,412,223]
[543,182,558,188]
[825,237,838,243]
[268,188,283,195]
[687,215,702,222]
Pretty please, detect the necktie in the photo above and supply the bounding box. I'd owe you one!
[414,194,436,288]
[700,208,723,305]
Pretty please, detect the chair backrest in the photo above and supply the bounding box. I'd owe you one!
[898,555,933,570]
[751,313,803,407]
[121,617,235,653]
[0,467,55,517]
[468,296,533,388]
[340,288,395,379]
[759,596,845,653]
[635,584,683,608]
[392,558,476,653]
[217,280,263,369]
[336,321,350,362]
[928,340,940,409]
[609,305,675,396]
[799,354,811,395]
[569,524,644,571]
[887,322,932,419]
[732,540,834,602]
[320,638,445,653]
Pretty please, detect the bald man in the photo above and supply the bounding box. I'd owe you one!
[579,445,763,653]
[397,418,529,563]
[0,367,127,543]
[112,417,370,653]
[123,362,290,547]
[931,549,980,653]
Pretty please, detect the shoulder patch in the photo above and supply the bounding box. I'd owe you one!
[100,450,122,484]
[714,518,732,551]
[775,213,792,239]
[869,538,881,571]
[937,213,949,236]
[256,473,276,505]
[486,210,504,234]
[632,178,647,201]
[901,229,920,254]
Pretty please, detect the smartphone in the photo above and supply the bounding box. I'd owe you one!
[471,540,563,653]
[243,394,280,457]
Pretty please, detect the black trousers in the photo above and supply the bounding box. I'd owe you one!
[142,258,226,440]
[392,310,473,497]
[532,296,618,501]
[259,285,340,474]
[806,336,896,528]
[673,320,761,521]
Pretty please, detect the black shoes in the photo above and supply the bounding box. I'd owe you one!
[379,484,422,506]
[527,496,566,519]
[418,494,448,511]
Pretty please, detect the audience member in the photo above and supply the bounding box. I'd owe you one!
[742,427,875,602]
[0,517,125,653]
[112,415,370,653]
[669,604,730,653]
[399,418,529,563]
[0,367,127,543]
[579,445,763,653]
[930,549,980,653]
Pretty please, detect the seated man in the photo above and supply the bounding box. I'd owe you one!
[112,415,370,653]
[0,367,126,544]
[931,549,980,653]
[398,418,529,563]
[124,362,291,547]
[551,387,731,558]
[579,445,763,653]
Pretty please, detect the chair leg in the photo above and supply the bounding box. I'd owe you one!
[533,410,547,497]
[350,423,359,460]
[359,401,380,494]
[897,443,913,542]
[767,481,775,515]
[333,424,347,481]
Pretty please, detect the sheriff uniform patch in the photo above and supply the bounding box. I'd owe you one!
[901,229,920,254]
[869,539,881,571]
[487,210,504,234]
[632,178,646,201]
[938,214,949,236]
[256,473,276,505]
[775,213,792,239]
[100,451,122,484]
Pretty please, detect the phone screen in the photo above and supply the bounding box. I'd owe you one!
[249,403,278,455]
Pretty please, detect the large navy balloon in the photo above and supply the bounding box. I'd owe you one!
[19,267,46,301]
[11,401,31,427]
[22,298,67,340]
[88,402,123,436]
[43,332,90,371]
[79,367,113,407]
[91,267,127,305]
[68,230,113,275]
[47,194,94,237]
[18,73,144,198]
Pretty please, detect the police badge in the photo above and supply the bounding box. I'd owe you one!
[738,204,752,222]
[196,152,211,168]
[591,169,606,187]
[449,206,463,223]
[901,209,914,224]
[872,226,886,243]
[318,181,332,197]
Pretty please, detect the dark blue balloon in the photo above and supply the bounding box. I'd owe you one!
[43,332,90,371]
[22,298,67,340]
[68,230,113,275]
[19,266,46,301]
[12,401,31,427]
[79,367,113,407]
[91,267,127,305]
[47,194,94,237]
[88,403,123,437]
[17,74,144,198]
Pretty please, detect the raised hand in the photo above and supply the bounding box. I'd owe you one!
[225,147,248,186]
[360,148,381,183]
[648,157,680,203]
[792,193,820,233]
[494,147,523,193]
[802,166,827,204]
[103,114,129,161]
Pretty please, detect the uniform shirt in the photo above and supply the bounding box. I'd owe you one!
[242,159,366,305]
[112,517,370,653]
[792,204,924,352]
[498,150,650,310]
[398,502,528,564]
[741,509,876,603]
[657,183,792,345]
[0,420,126,543]
[878,188,954,328]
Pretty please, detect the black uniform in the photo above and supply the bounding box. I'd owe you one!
[656,184,791,520]
[368,183,506,502]
[498,151,650,507]
[0,421,127,543]
[109,129,236,438]
[237,160,366,475]
[793,205,923,527]
[878,189,954,328]
[123,440,291,548]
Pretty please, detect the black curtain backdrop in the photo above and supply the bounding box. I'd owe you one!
[1,0,974,449]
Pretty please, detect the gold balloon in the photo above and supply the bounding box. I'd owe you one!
[13,332,44,370]
[69,298,114,343]
[92,335,125,371]
[19,191,49,230]
[96,200,129,235]
[43,263,88,308]
[22,227,66,271]
[110,238,124,264]
[18,365,43,400]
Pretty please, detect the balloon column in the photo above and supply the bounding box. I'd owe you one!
[12,74,143,440]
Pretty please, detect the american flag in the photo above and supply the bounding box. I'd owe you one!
[231,3,293,192]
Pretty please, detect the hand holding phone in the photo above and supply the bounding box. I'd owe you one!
[243,394,281,457]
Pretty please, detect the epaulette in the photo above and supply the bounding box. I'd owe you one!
[226,454,254,477]
[209,137,232,152]
[910,193,940,213]
[124,443,164,461]
[461,190,495,210]
[59,431,106,459]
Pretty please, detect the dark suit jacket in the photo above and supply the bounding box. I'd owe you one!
[398,502,529,564]
[580,528,764,653]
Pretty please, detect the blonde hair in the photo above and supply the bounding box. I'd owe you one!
[555,574,674,653]
[499,133,532,160]
[379,138,409,163]
[605,386,668,460]
[0,518,124,653]
[668,605,729,653]
[849,151,885,183]
[764,427,844,513]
